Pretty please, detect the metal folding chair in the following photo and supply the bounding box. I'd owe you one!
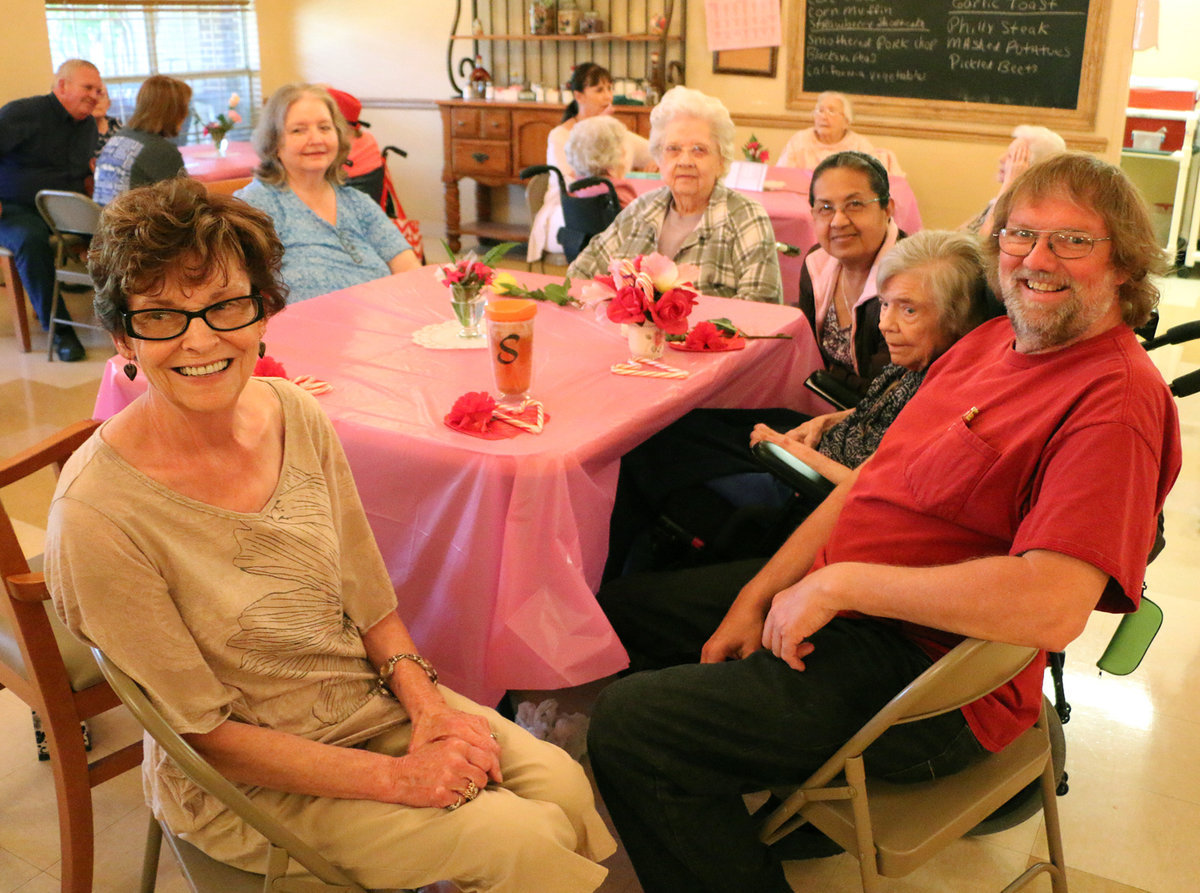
[34,190,104,361]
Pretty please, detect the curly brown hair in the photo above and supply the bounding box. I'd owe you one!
[984,152,1165,327]
[89,178,288,336]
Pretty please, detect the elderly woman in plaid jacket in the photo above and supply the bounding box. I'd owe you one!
[568,86,782,304]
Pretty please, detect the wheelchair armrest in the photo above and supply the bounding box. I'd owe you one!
[751,441,837,502]
[519,164,553,180]
[1141,318,1200,350]
[1096,596,1163,676]
[804,370,862,412]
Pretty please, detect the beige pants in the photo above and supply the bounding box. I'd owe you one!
[182,689,615,892]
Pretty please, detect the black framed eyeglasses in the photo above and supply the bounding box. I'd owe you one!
[122,295,265,341]
[996,228,1111,260]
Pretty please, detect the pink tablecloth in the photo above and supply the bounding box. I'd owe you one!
[93,266,825,704]
[180,141,257,183]
[627,165,922,304]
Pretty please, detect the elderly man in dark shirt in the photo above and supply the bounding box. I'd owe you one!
[0,59,102,361]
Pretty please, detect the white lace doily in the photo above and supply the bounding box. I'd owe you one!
[412,320,488,350]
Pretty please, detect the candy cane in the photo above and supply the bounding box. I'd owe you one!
[611,361,690,379]
[493,398,546,434]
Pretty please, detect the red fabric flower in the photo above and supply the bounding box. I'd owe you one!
[607,285,649,324]
[649,286,698,335]
[253,355,288,378]
[446,391,496,433]
[684,320,726,350]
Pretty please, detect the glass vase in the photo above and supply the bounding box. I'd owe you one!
[450,284,486,338]
[625,323,666,361]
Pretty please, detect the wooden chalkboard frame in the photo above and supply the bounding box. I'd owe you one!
[785,0,1111,135]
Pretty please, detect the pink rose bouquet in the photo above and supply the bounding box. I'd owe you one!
[197,92,242,146]
[435,240,519,296]
[583,253,700,336]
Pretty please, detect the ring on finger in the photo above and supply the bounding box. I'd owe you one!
[464,778,480,801]
[447,793,467,811]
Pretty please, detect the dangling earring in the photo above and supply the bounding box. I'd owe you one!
[258,341,266,358]
[122,362,138,382]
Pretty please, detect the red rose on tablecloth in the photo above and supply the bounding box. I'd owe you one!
[253,355,288,378]
[684,320,726,350]
[447,391,496,433]
[607,285,648,324]
[650,286,698,335]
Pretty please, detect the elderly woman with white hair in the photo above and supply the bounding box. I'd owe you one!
[568,86,782,304]
[563,116,638,208]
[964,124,1067,235]
[779,91,904,175]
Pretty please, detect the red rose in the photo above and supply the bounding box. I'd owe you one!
[253,355,288,377]
[649,286,697,335]
[607,284,649,324]
[760,149,769,162]
[684,320,724,350]
[447,391,496,433]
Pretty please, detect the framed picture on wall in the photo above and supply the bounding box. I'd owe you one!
[713,46,778,78]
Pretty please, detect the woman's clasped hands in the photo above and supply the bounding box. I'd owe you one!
[400,703,503,810]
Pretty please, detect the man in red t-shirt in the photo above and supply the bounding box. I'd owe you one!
[587,153,1183,893]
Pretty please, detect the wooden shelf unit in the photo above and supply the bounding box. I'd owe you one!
[448,0,685,97]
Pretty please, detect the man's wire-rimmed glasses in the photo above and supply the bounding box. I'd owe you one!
[996,228,1111,260]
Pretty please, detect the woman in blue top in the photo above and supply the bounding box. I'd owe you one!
[236,84,419,301]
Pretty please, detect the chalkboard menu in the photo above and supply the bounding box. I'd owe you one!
[801,0,1093,110]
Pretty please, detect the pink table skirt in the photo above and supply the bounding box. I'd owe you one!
[627,165,923,304]
[181,141,257,183]
[94,267,826,704]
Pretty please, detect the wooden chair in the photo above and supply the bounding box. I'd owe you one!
[0,419,143,893]
[760,638,1067,892]
[0,246,33,352]
[92,648,413,893]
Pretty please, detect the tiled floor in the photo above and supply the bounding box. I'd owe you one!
[1,275,1197,892]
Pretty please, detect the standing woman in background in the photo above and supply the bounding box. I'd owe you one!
[93,75,191,205]
[236,83,419,302]
[526,63,653,261]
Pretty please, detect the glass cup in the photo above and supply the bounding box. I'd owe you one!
[450,284,486,338]
[485,299,537,407]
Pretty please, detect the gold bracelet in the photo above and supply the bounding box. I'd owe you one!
[377,652,438,696]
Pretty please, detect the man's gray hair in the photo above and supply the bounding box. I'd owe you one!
[649,86,736,176]
[53,59,98,86]
[565,116,627,180]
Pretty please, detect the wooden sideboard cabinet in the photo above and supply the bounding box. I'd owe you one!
[436,99,652,253]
